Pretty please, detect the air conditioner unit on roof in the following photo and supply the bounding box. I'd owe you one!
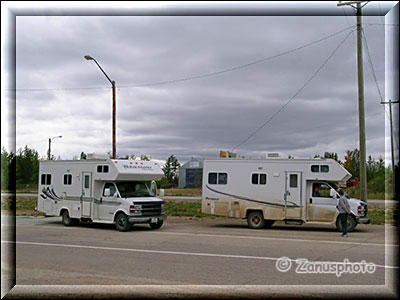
[86,153,109,160]
[266,152,289,159]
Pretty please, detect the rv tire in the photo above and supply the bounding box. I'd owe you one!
[150,220,164,229]
[336,214,357,232]
[62,210,75,226]
[247,211,265,229]
[115,213,132,232]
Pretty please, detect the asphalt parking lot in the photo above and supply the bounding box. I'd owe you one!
[1,213,397,292]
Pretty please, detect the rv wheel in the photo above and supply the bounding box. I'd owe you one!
[115,213,132,232]
[62,210,74,226]
[247,211,265,229]
[150,220,164,229]
[335,215,357,232]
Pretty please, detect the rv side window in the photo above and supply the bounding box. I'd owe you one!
[63,174,72,185]
[312,183,331,198]
[321,165,329,173]
[311,165,320,172]
[251,174,258,184]
[251,173,267,185]
[84,175,90,189]
[103,182,117,196]
[97,165,109,173]
[208,173,217,184]
[289,174,298,188]
[260,174,267,185]
[208,172,227,185]
[41,174,51,185]
[218,173,228,185]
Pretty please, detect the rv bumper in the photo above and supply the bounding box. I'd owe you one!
[357,216,370,224]
[128,214,167,223]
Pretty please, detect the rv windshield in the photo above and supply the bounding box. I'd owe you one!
[115,181,154,198]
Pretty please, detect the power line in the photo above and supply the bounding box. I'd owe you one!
[118,26,355,89]
[272,111,382,137]
[231,29,355,152]
[8,26,355,93]
[8,86,111,92]
[364,23,399,26]
[361,27,384,103]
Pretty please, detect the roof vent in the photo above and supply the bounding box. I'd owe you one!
[266,152,289,159]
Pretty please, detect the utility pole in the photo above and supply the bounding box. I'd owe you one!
[381,99,399,200]
[112,80,116,160]
[337,1,368,203]
[48,138,51,160]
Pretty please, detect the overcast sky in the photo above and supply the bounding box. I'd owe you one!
[2,2,398,165]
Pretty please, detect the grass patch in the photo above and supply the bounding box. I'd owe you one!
[367,204,397,225]
[3,195,397,225]
[163,188,201,197]
[1,196,14,210]
[345,186,392,200]
[165,201,214,218]
[1,196,37,211]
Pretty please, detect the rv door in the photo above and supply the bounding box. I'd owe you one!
[81,172,92,217]
[284,172,302,219]
[307,182,337,222]
[99,182,120,221]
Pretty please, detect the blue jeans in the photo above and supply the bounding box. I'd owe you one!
[339,213,348,235]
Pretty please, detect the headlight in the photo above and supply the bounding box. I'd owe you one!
[130,205,142,215]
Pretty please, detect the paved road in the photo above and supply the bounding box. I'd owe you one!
[1,193,397,204]
[1,214,397,289]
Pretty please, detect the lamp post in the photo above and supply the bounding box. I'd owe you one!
[48,136,62,160]
[84,55,117,159]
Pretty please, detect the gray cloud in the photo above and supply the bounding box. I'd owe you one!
[7,10,392,165]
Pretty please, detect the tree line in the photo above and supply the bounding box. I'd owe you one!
[1,146,180,190]
[314,150,393,196]
[1,146,395,196]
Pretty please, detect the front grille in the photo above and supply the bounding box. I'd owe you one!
[133,201,163,216]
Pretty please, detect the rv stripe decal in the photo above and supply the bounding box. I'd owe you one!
[205,185,300,208]
[40,187,62,201]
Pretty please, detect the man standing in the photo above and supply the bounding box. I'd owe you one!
[337,188,351,237]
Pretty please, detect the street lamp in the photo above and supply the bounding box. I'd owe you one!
[48,136,62,160]
[84,55,117,159]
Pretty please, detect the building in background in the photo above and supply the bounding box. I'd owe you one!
[178,158,203,188]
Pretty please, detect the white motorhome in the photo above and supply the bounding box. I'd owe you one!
[201,153,370,231]
[37,154,166,231]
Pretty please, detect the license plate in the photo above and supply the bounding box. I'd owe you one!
[151,217,158,223]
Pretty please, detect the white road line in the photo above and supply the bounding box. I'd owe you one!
[4,223,396,248]
[150,231,397,248]
[1,240,396,270]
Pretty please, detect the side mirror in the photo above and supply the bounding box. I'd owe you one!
[150,180,157,196]
[104,188,111,197]
[330,189,336,198]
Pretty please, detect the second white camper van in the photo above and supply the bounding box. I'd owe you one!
[201,153,370,231]
[37,154,166,231]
